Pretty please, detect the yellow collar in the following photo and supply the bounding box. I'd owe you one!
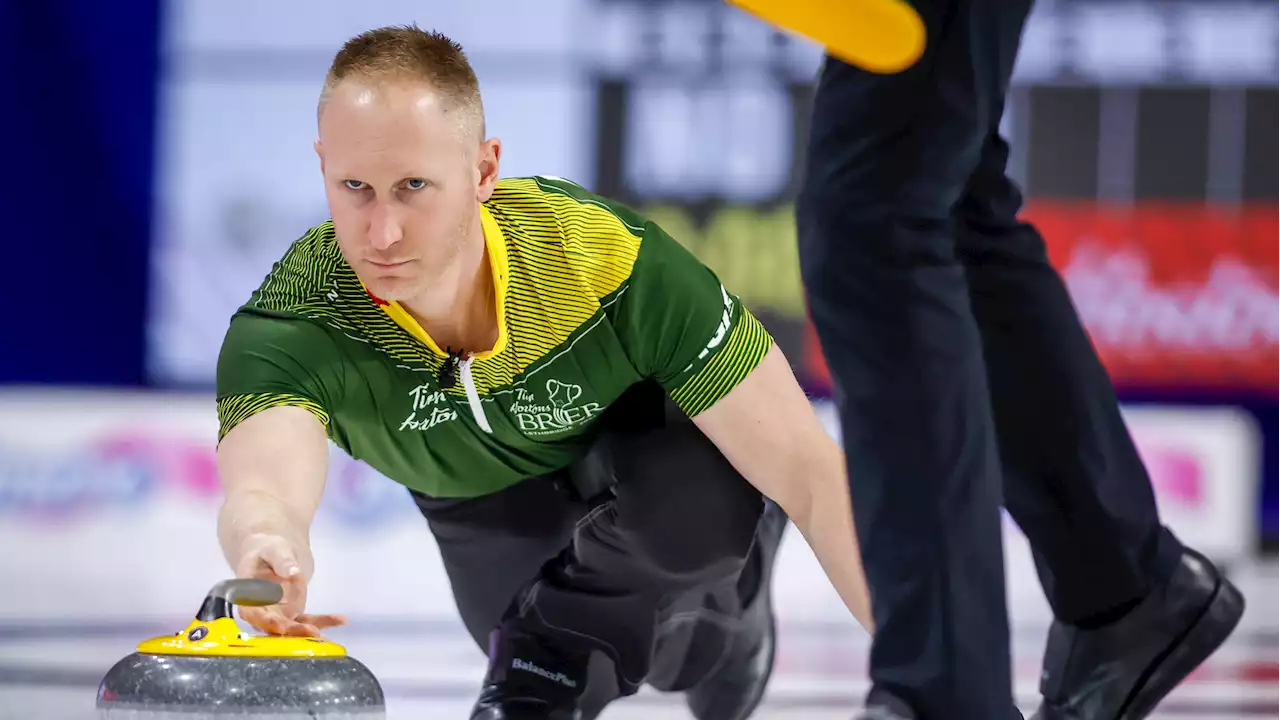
[371,203,510,360]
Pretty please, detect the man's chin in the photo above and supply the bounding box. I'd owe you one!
[359,276,419,303]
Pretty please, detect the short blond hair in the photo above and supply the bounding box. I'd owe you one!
[319,24,484,138]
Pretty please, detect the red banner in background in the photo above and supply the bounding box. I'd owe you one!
[803,202,1279,393]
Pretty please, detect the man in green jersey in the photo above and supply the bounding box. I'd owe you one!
[214,25,873,720]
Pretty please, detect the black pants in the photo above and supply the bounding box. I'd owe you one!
[795,0,1183,716]
[412,382,767,714]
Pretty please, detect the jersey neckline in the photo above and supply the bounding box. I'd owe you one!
[364,203,511,361]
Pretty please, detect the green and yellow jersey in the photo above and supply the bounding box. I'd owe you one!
[215,176,773,499]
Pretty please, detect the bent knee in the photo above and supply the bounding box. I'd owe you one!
[609,424,763,584]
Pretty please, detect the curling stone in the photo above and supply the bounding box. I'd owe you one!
[97,579,384,719]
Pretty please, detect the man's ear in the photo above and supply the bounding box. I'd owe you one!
[476,137,502,202]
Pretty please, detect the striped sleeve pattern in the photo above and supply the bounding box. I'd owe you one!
[217,393,330,442]
[668,308,773,416]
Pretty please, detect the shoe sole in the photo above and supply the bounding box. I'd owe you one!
[1119,574,1246,720]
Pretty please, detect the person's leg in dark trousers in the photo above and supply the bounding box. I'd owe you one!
[411,478,626,714]
[558,404,787,720]
[446,381,785,720]
[486,415,779,717]
[799,0,1245,710]
[959,132,1245,720]
[954,133,1183,623]
[796,0,1033,716]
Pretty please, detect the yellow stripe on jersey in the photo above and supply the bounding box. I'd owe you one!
[376,204,512,360]
[525,177,643,299]
[216,393,330,442]
[447,177,643,395]
[668,308,773,417]
[241,225,461,384]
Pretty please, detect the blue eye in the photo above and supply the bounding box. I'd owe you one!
[343,180,366,190]
[405,178,427,190]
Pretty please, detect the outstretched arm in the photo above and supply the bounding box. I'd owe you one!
[692,344,874,633]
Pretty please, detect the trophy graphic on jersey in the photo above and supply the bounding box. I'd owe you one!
[546,379,583,427]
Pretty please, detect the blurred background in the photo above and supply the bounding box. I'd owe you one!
[0,0,1276,717]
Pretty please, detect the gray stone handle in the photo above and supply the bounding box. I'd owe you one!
[196,579,284,621]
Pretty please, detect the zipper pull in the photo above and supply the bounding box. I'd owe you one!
[438,347,464,389]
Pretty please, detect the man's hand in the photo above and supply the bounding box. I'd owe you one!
[217,406,338,637]
[233,532,345,637]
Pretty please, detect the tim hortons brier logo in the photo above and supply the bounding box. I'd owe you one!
[511,379,602,435]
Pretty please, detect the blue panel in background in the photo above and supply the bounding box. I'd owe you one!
[0,0,161,386]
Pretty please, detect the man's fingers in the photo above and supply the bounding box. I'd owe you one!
[296,613,346,629]
[236,607,279,634]
[236,606,269,626]
[246,614,306,637]
[233,607,343,638]
[277,620,324,637]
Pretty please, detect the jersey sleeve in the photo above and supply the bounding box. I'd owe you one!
[215,311,341,442]
[612,220,774,417]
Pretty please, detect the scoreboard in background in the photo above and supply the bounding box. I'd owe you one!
[590,1,1278,395]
